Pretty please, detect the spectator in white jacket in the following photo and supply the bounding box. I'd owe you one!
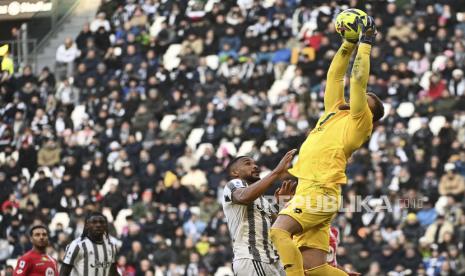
[90,12,111,32]
[55,38,80,79]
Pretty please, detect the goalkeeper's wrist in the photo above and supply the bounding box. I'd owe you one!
[344,38,358,44]
[359,35,375,45]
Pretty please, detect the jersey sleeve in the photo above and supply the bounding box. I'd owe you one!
[349,43,371,118]
[13,256,30,276]
[223,179,246,204]
[63,239,81,266]
[109,236,120,263]
[324,41,356,112]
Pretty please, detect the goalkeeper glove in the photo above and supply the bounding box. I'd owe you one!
[359,15,377,45]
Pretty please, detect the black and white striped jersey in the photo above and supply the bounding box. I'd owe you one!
[222,178,279,264]
[63,236,118,276]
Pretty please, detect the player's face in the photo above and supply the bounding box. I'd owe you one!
[31,228,48,249]
[87,216,107,237]
[238,157,260,183]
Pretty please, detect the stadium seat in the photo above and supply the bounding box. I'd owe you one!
[429,115,446,136]
[397,102,415,118]
[71,105,89,130]
[6,259,16,270]
[114,209,133,236]
[216,141,237,159]
[49,212,70,232]
[186,128,205,150]
[195,143,214,160]
[205,55,219,70]
[163,44,182,70]
[281,64,296,81]
[100,177,119,196]
[21,168,30,182]
[102,208,114,223]
[237,140,255,156]
[190,206,200,216]
[408,117,424,135]
[262,139,278,153]
[268,80,290,105]
[160,114,177,131]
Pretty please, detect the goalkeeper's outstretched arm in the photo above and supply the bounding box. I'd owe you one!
[324,40,356,112]
[349,16,376,117]
[349,43,371,117]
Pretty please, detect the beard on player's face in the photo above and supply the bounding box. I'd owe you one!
[240,167,261,183]
[33,240,48,248]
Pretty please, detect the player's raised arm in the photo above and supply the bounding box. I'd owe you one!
[324,40,356,112]
[231,149,296,205]
[350,16,376,117]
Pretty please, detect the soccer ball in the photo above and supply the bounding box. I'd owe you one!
[335,9,368,41]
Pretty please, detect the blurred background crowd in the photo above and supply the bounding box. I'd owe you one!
[1,0,465,275]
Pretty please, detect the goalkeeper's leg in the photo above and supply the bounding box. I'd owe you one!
[270,215,304,276]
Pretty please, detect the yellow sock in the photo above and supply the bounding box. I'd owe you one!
[305,263,348,276]
[269,228,304,276]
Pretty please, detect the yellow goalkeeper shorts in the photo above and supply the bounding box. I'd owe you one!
[278,180,341,253]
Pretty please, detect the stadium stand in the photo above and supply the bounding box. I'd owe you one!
[0,0,465,275]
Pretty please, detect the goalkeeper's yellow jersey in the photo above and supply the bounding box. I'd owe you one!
[288,100,373,185]
[289,42,374,185]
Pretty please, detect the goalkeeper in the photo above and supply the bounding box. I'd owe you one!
[270,16,384,276]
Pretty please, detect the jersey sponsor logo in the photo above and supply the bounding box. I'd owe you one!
[45,267,55,276]
[90,260,113,268]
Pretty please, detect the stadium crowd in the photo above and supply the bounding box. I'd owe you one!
[1,0,465,275]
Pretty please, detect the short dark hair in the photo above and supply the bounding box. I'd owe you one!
[226,156,248,178]
[367,92,384,122]
[29,225,48,236]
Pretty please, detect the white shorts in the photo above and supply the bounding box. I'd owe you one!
[232,259,285,276]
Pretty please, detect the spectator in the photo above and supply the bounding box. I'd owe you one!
[90,12,111,33]
[37,139,61,167]
[438,163,465,201]
[449,68,465,97]
[2,1,465,274]
[387,16,412,43]
[0,44,14,74]
[422,215,454,244]
[402,213,424,244]
[55,38,81,79]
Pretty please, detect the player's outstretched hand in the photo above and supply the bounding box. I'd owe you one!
[275,179,297,198]
[274,179,297,206]
[273,149,297,175]
[359,15,377,45]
